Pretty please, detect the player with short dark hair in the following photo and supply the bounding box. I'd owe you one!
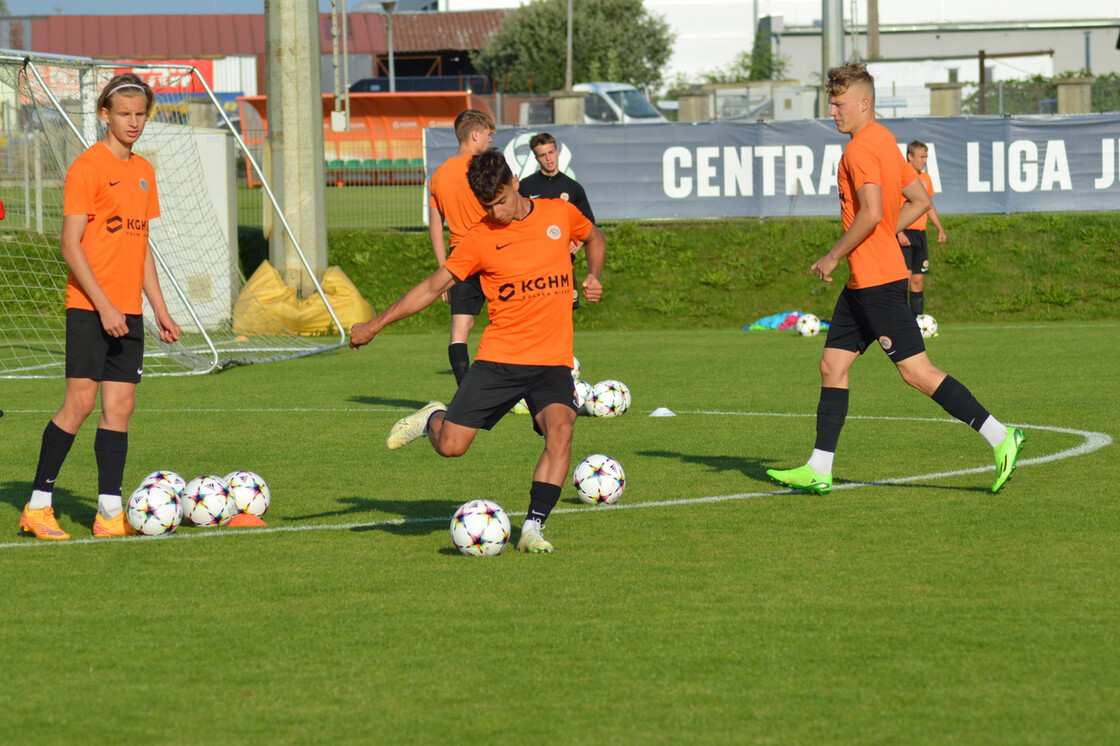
[766,62,1024,496]
[518,132,595,310]
[897,140,947,316]
[350,148,606,553]
[20,73,181,540]
[428,108,495,386]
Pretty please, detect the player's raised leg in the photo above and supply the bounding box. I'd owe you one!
[386,400,447,450]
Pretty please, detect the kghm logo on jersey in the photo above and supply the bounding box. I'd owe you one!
[547,225,562,240]
[497,273,571,301]
[106,215,123,233]
[878,335,893,350]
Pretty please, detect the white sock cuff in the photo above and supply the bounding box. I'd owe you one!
[28,490,53,509]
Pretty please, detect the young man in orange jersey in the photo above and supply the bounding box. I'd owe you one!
[766,62,1024,495]
[20,74,180,540]
[428,109,495,385]
[351,148,606,553]
[896,140,947,317]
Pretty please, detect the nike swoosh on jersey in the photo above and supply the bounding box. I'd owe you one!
[496,243,511,250]
[109,180,120,186]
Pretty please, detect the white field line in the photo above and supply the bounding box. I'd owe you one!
[0,414,1111,552]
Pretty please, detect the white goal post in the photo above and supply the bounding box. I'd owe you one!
[0,50,346,378]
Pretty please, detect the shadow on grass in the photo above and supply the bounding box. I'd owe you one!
[286,495,459,537]
[347,395,430,410]
[0,481,98,536]
[635,450,992,494]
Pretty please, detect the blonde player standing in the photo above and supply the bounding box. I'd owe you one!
[20,73,180,540]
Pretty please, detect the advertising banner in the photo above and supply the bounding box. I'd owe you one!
[425,115,1120,221]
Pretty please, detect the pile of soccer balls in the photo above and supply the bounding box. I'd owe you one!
[572,357,632,418]
[126,469,270,536]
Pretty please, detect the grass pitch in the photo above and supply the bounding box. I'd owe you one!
[0,323,1117,744]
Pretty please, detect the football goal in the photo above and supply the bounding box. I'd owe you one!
[0,51,346,378]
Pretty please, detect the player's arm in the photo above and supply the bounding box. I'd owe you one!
[811,182,882,282]
[142,247,181,344]
[896,178,931,235]
[60,213,129,337]
[350,267,458,349]
[581,225,605,303]
[928,201,947,243]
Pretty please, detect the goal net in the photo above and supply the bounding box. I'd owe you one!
[0,52,346,378]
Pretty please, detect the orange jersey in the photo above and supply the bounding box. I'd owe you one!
[837,121,918,289]
[63,142,160,314]
[904,171,935,231]
[429,153,486,248]
[444,199,593,367]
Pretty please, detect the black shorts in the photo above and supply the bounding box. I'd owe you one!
[449,272,485,316]
[824,280,925,363]
[900,229,930,275]
[445,361,576,436]
[65,308,145,383]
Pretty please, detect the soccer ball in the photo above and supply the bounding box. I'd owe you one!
[916,314,938,339]
[182,475,234,527]
[571,356,581,381]
[139,469,187,498]
[126,482,182,536]
[574,379,594,414]
[573,454,626,505]
[449,499,511,556]
[225,470,271,517]
[589,380,626,418]
[605,379,631,413]
[797,313,821,337]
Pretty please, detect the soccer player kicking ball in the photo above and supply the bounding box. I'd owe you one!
[350,148,606,553]
[766,62,1024,496]
[21,74,180,540]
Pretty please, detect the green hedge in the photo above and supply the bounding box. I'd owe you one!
[240,212,1120,333]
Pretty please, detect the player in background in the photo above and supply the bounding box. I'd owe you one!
[896,140,947,317]
[428,109,495,386]
[517,132,595,310]
[765,62,1024,496]
[20,73,180,540]
[351,149,606,554]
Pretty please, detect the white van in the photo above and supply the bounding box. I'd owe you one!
[572,82,668,124]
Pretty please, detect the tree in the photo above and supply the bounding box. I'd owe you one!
[472,0,675,93]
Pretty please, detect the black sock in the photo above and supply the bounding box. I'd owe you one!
[448,343,470,386]
[32,421,76,492]
[814,387,849,453]
[94,428,128,497]
[910,290,924,316]
[931,375,990,431]
[526,481,562,526]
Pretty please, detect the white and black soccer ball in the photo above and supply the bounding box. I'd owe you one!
[139,469,187,499]
[571,356,581,381]
[224,470,271,518]
[127,482,182,536]
[797,313,821,337]
[573,454,626,505]
[449,499,511,556]
[574,379,594,415]
[182,475,234,527]
[589,380,626,418]
[916,314,938,339]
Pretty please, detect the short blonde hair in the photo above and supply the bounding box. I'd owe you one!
[454,109,495,143]
[826,61,874,101]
